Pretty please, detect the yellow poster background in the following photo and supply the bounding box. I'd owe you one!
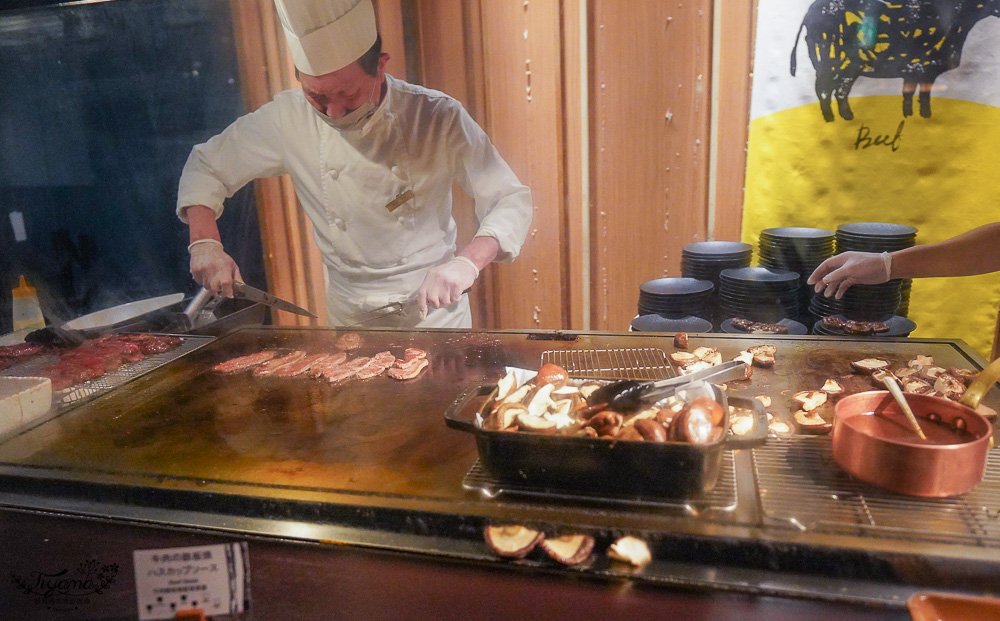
[743,96,1000,358]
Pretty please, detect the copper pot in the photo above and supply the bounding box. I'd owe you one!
[832,357,1000,497]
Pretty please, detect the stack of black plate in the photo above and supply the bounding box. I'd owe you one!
[809,282,902,322]
[835,222,917,317]
[757,227,835,322]
[718,267,800,324]
[637,277,714,321]
[681,241,753,327]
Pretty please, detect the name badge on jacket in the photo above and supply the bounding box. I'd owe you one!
[384,189,414,213]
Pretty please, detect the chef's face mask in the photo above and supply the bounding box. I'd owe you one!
[313,76,380,132]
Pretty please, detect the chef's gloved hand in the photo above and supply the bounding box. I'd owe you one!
[189,239,242,298]
[807,251,892,300]
[417,256,479,319]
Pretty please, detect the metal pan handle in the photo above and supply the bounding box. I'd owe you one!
[723,395,769,448]
[444,384,497,433]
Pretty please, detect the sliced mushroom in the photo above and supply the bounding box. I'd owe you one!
[948,367,979,386]
[500,383,531,406]
[751,352,775,368]
[548,398,573,419]
[794,410,832,434]
[484,525,544,558]
[525,383,556,417]
[894,366,921,379]
[608,536,652,567]
[692,346,717,360]
[496,371,518,401]
[821,379,844,395]
[747,344,777,357]
[702,350,723,366]
[673,332,689,349]
[768,420,792,435]
[903,378,932,394]
[851,358,890,374]
[588,410,624,437]
[541,534,595,566]
[483,403,528,431]
[934,373,966,400]
[754,394,772,408]
[909,355,934,368]
[551,384,581,398]
[515,412,558,433]
[670,351,700,366]
[791,390,828,412]
[730,415,754,436]
[680,360,715,374]
[920,366,947,380]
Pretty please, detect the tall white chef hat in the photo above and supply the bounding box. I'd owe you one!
[273,0,378,76]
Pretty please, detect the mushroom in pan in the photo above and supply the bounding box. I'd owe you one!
[820,379,844,395]
[608,536,652,567]
[540,534,595,566]
[484,525,544,558]
[791,390,828,412]
[673,332,689,349]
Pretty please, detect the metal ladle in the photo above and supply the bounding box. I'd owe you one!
[873,370,928,441]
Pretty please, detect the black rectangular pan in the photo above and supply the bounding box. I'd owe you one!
[445,382,768,498]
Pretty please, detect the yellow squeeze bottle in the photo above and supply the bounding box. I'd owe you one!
[12,275,45,331]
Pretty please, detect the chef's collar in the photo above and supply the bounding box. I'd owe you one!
[356,74,394,137]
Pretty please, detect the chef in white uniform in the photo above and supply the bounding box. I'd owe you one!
[177,0,532,328]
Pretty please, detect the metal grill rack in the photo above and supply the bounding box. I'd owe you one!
[462,451,738,516]
[753,435,1000,547]
[541,347,674,380]
[1,334,214,408]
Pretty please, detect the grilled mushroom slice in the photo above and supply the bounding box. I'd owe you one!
[484,525,544,559]
[794,410,832,434]
[670,351,700,366]
[902,378,932,394]
[820,379,844,395]
[692,346,716,360]
[948,367,979,386]
[673,332,689,349]
[495,371,518,401]
[608,536,652,567]
[851,358,890,374]
[634,418,667,442]
[754,394,772,408]
[909,355,934,368]
[730,414,754,436]
[791,390,828,412]
[483,403,528,431]
[934,373,966,400]
[747,345,777,368]
[768,419,792,435]
[515,412,558,433]
[540,534,595,566]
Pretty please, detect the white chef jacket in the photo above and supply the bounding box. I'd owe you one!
[177,75,532,327]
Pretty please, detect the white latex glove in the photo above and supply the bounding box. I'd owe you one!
[189,239,242,298]
[807,251,891,299]
[417,256,479,319]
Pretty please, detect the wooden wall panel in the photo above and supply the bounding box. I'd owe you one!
[228,0,326,326]
[477,0,567,329]
[562,0,587,329]
[711,0,756,243]
[589,0,713,331]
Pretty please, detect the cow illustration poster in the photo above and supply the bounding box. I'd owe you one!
[743,0,1000,356]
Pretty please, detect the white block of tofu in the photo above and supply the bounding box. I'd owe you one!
[0,376,53,438]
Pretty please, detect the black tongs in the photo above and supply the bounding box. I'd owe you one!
[586,360,747,412]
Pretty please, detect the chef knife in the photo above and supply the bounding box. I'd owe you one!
[232,282,317,319]
[343,287,472,327]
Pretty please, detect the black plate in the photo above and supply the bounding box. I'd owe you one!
[721,318,808,335]
[720,267,800,285]
[631,314,713,333]
[682,241,753,257]
[836,222,917,237]
[760,226,836,240]
[639,277,714,296]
